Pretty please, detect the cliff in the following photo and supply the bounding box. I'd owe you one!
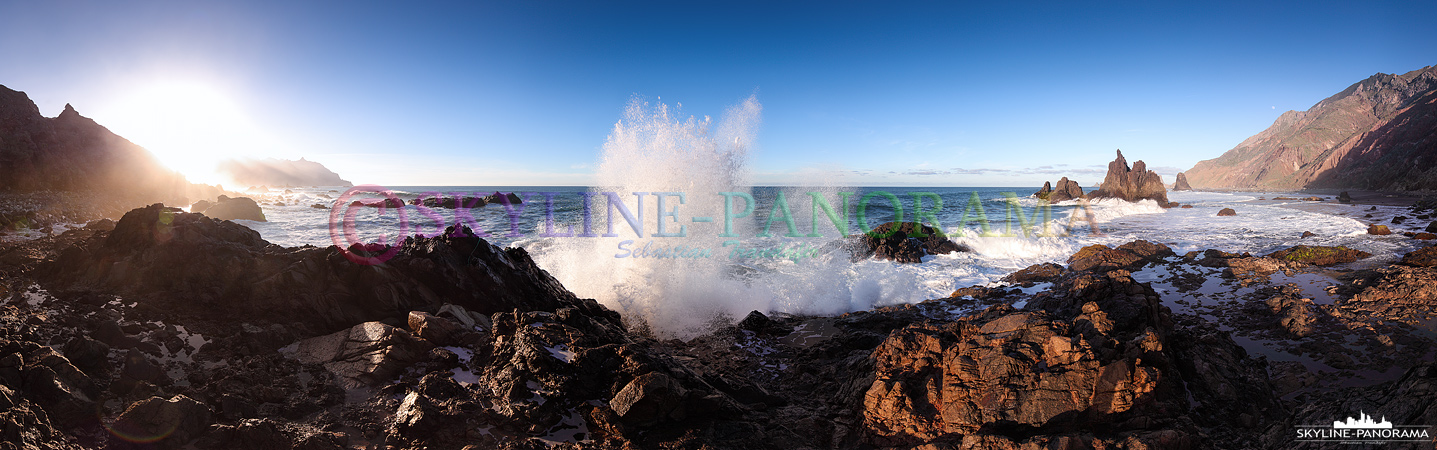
[1186,66,1437,190]
[0,84,220,206]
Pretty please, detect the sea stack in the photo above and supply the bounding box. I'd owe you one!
[1087,149,1169,205]
[1173,172,1193,191]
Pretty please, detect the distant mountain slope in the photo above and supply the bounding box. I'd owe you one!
[0,84,220,205]
[1186,66,1437,191]
[217,157,353,187]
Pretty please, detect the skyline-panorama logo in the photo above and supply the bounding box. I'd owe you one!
[1295,411,1431,444]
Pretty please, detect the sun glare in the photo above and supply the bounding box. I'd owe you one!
[97,81,271,187]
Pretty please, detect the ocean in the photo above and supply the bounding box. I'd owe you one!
[234,185,1426,337]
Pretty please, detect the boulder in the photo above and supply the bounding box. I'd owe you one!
[1217,208,1237,216]
[110,395,214,447]
[1265,245,1371,266]
[1001,262,1065,285]
[190,199,212,214]
[289,322,434,388]
[1065,240,1173,272]
[1172,172,1193,190]
[848,222,970,263]
[1301,231,1316,238]
[1180,204,1193,208]
[1338,191,1352,203]
[407,311,465,346]
[1415,232,1437,240]
[610,372,688,426]
[1369,224,1393,235]
[1087,150,1169,204]
[202,195,266,222]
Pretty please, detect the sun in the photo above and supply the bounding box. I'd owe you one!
[97,81,270,187]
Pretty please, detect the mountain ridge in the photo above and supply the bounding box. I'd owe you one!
[0,84,222,206]
[1186,65,1437,191]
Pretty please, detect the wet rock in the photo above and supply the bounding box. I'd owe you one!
[110,395,214,448]
[1392,215,1408,224]
[122,349,166,384]
[611,372,688,426]
[1368,224,1392,235]
[289,322,434,388]
[1301,231,1316,238]
[737,310,792,335]
[848,222,969,264]
[482,191,524,205]
[1180,204,1193,208]
[1427,221,1437,233]
[1265,245,1371,266]
[1217,208,1237,216]
[1065,240,1170,272]
[1415,232,1436,240]
[1001,262,1064,286]
[1400,246,1437,267]
[202,195,266,222]
[1264,289,1317,337]
[1338,191,1352,203]
[1087,150,1169,204]
[409,195,486,209]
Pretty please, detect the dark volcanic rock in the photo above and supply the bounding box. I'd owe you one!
[862,255,1282,447]
[1087,150,1169,204]
[1172,172,1193,190]
[289,322,434,388]
[1265,245,1371,266]
[44,203,607,334]
[1001,262,1065,286]
[110,395,214,448]
[202,195,266,222]
[848,221,970,263]
[1401,246,1437,267]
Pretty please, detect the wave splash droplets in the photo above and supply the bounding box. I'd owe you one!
[535,96,779,338]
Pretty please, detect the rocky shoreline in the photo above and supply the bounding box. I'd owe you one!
[0,202,1434,449]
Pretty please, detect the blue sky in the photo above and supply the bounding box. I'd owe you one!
[1,0,1433,187]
